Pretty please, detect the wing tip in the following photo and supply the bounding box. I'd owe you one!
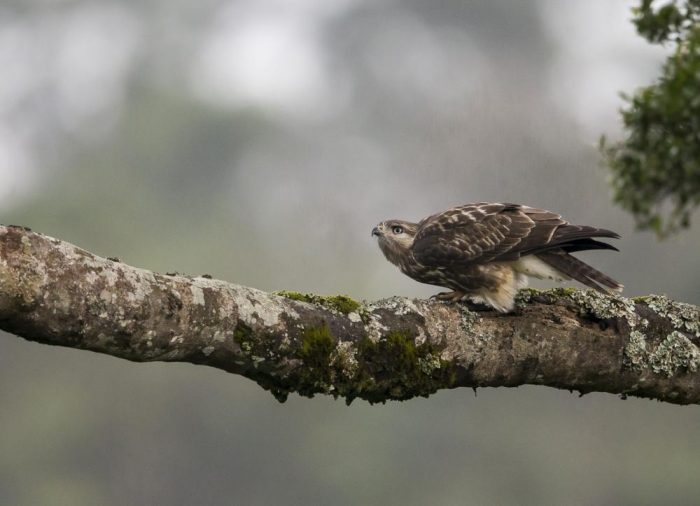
[596,228,621,240]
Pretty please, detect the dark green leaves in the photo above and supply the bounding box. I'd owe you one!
[602,1,700,236]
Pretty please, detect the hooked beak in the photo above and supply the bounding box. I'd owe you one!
[371,226,381,237]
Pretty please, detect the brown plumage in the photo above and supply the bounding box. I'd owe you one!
[372,202,622,312]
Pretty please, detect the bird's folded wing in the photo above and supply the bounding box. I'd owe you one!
[411,202,598,266]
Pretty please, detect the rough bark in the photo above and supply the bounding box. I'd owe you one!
[1,225,699,405]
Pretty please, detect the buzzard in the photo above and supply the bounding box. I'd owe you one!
[372,202,622,312]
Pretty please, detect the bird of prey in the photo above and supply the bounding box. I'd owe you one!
[372,202,622,312]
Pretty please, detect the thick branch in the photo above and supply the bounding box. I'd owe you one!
[1,225,699,404]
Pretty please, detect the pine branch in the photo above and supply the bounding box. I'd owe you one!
[1,225,698,404]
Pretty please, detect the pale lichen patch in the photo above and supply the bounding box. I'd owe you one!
[55,289,73,313]
[516,288,641,328]
[418,353,442,375]
[348,312,362,323]
[217,295,236,319]
[567,289,637,323]
[0,249,47,311]
[458,305,480,334]
[20,235,32,254]
[103,269,119,287]
[85,271,99,284]
[232,285,295,328]
[331,340,359,379]
[644,294,700,337]
[169,335,184,345]
[649,331,700,377]
[378,296,423,317]
[625,329,700,377]
[122,268,154,303]
[624,330,648,371]
[414,328,427,346]
[190,285,206,306]
[362,297,427,342]
[363,312,389,342]
[202,346,215,356]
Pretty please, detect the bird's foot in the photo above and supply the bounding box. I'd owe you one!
[431,291,466,304]
[430,292,495,312]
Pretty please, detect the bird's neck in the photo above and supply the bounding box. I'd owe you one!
[378,239,411,269]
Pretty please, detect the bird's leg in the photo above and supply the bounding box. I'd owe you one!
[431,290,467,303]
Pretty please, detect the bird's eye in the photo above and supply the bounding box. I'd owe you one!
[392,226,404,234]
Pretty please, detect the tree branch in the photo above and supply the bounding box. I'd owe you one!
[1,225,699,404]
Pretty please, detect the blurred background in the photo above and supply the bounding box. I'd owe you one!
[1,1,699,504]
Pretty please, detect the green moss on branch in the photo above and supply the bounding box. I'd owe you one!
[296,324,336,396]
[349,330,457,404]
[275,290,362,315]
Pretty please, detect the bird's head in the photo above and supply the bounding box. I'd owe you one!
[372,219,418,266]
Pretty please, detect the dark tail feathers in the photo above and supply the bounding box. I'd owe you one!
[560,238,619,253]
[536,251,623,293]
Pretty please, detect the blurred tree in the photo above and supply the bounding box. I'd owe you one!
[602,0,700,236]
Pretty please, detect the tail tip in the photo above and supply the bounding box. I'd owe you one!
[607,283,624,294]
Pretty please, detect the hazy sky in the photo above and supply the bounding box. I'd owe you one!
[0,1,667,209]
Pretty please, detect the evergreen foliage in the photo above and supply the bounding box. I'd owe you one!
[602,0,700,236]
